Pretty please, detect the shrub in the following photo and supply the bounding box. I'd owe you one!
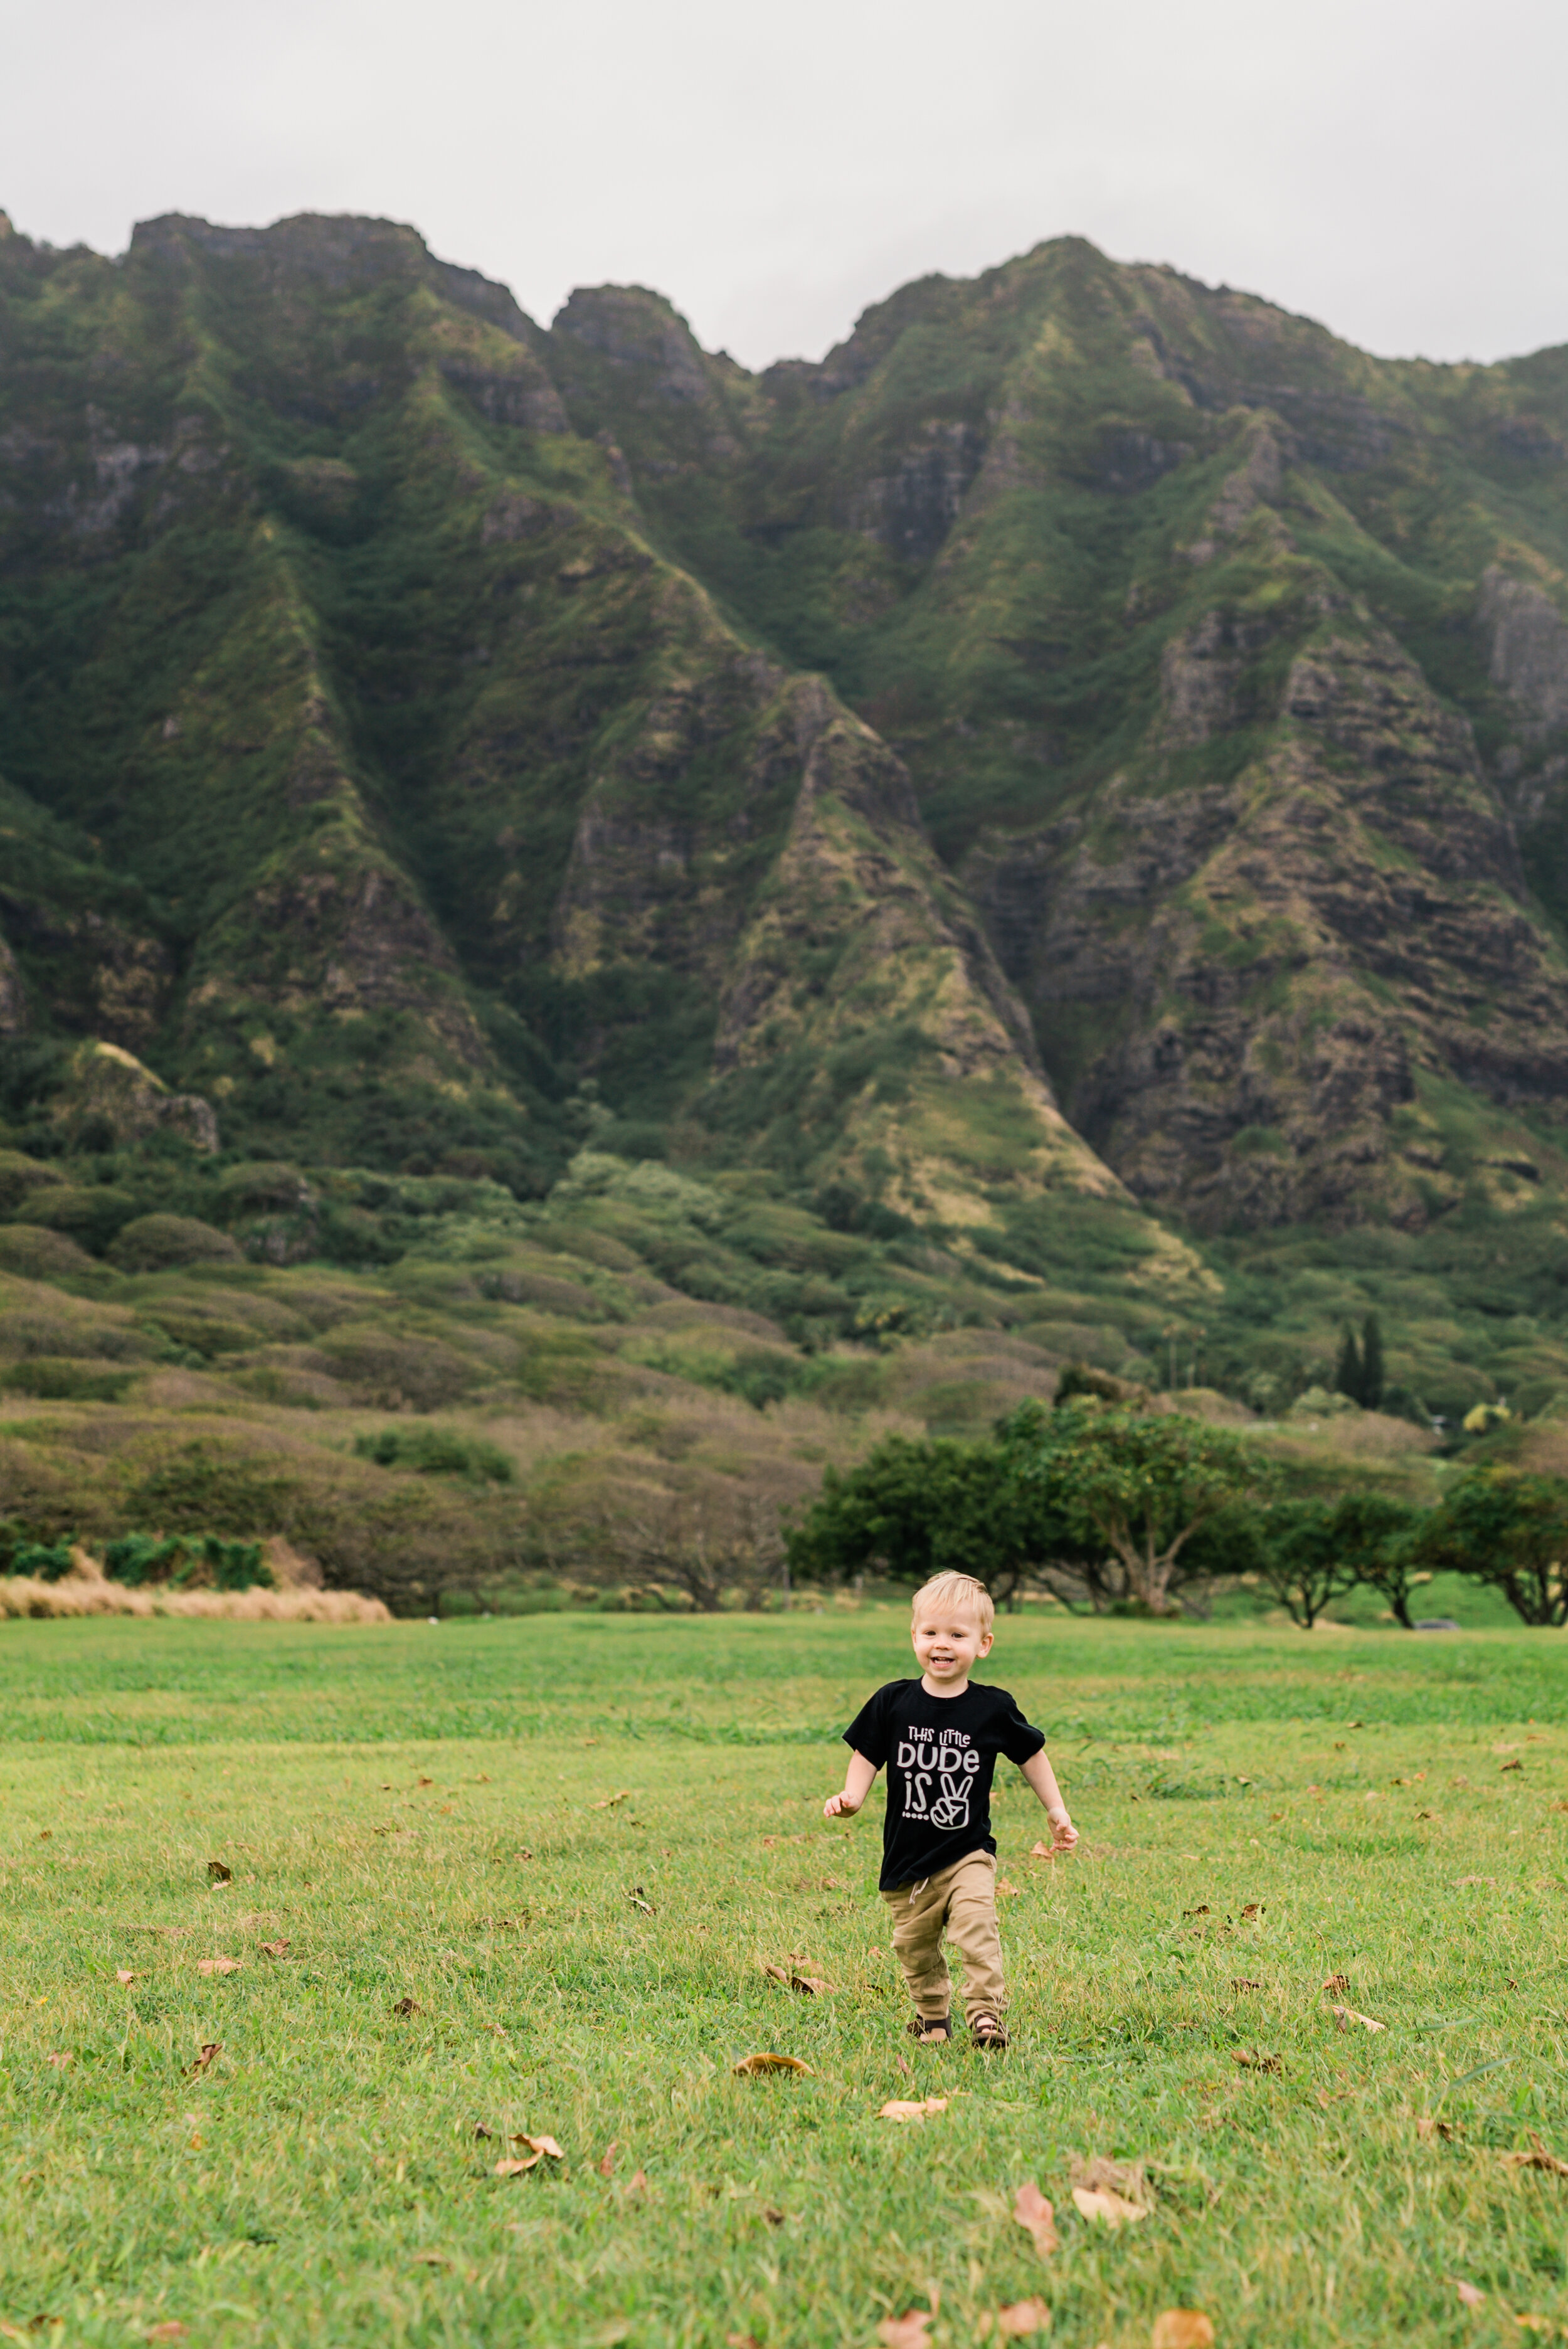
[103,1532,272,1591]
[107,1216,242,1271]
[353,1427,515,1482]
[0,1358,138,1403]
[9,1540,74,1581]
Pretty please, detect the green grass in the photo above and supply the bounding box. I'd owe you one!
[4,1612,1568,2346]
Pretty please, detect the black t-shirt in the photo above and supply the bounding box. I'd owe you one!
[844,1678,1046,1890]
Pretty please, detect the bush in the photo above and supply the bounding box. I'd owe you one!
[353,1427,515,1482]
[107,1215,242,1271]
[0,1358,138,1402]
[103,1532,272,1591]
[9,1540,75,1581]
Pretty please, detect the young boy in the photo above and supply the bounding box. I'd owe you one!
[824,1571,1077,2049]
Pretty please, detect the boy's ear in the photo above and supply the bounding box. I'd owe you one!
[977,1628,994,1655]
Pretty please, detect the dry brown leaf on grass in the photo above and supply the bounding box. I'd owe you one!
[186,2042,221,2077]
[878,2097,948,2122]
[1327,2002,1385,2033]
[1183,1904,1210,1919]
[1152,2315,1215,2349]
[45,2051,71,2071]
[626,2168,649,2197]
[761,1963,834,1995]
[1028,1842,1056,1860]
[1455,2280,1485,2308]
[411,2252,452,2269]
[733,2053,812,2076]
[115,1968,139,1986]
[1417,2117,1461,2141]
[877,2310,934,2349]
[1012,2181,1060,2256]
[597,2141,620,2178]
[726,2333,765,2349]
[1231,2050,1282,2074]
[259,1941,289,1959]
[1230,1979,1261,1992]
[1515,2315,1554,2333]
[393,1997,422,2018]
[592,1791,631,1810]
[1322,1973,1351,1997]
[416,1776,434,1788]
[196,1956,241,1976]
[984,2298,1052,2337]
[495,2134,565,2176]
[996,1877,1020,1897]
[1502,1759,1525,1773]
[205,1860,231,1884]
[1069,2156,1152,2227]
[626,1887,655,1915]
[1239,1902,1262,1919]
[146,2325,188,2341]
[1505,2133,1568,2177]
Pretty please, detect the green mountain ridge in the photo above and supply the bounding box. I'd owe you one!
[4,209,1568,1596]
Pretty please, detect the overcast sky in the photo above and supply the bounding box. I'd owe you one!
[4,0,1564,373]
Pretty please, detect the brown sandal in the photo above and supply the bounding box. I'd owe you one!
[906,2014,952,2044]
[970,2012,1009,2050]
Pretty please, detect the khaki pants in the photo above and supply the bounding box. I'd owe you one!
[882,1849,1005,2023]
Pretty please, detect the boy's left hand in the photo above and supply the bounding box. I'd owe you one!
[1047,1810,1078,1853]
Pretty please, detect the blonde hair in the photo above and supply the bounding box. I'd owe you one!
[910,1572,994,1633]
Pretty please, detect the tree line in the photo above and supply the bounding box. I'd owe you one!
[783,1389,1568,1629]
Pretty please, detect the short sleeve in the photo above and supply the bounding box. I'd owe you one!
[993,1690,1045,1766]
[844,1683,896,1766]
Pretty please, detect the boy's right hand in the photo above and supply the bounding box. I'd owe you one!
[822,1791,861,1818]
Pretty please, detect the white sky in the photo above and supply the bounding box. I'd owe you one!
[4,0,1565,373]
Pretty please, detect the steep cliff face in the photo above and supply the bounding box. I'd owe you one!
[0,210,1130,1236]
[571,236,1568,1227]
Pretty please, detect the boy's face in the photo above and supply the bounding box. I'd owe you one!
[911,1605,993,1689]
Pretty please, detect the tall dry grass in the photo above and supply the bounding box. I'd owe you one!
[0,1552,390,1623]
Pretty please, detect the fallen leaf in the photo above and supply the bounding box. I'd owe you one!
[1240,1902,1262,1919]
[1505,2132,1568,2178]
[494,2158,538,2177]
[627,1887,654,1915]
[1417,1810,1434,1820]
[990,2298,1052,2337]
[1028,1841,1056,1860]
[877,2311,934,2349]
[726,2335,764,2349]
[598,2140,619,2177]
[1502,1760,1524,1773]
[1072,2185,1148,2227]
[760,2202,785,2226]
[996,1877,1020,1896]
[1182,1904,1210,1919]
[1455,1876,1495,1888]
[1012,2180,1060,2256]
[733,2053,812,2076]
[186,2042,221,2077]
[592,1791,630,1810]
[259,1940,289,1959]
[196,1956,241,1976]
[393,1996,422,2017]
[37,1828,51,1840]
[45,2052,71,2070]
[115,1968,139,1986]
[411,2252,452,2269]
[495,2134,565,2177]
[1152,2316,1215,2349]
[1456,2280,1485,2307]
[206,1860,231,1883]
[417,1776,433,1787]
[1322,1973,1352,1997]
[147,2326,188,2341]
[878,2097,949,2121]
[1232,2050,1282,2074]
[1230,1978,1262,1991]
[1069,2155,1152,2226]
[1327,2002,1385,2033]
[626,2167,649,2197]
[895,2053,913,2079]
[1417,2116,1459,2141]
[1515,2316,1554,2334]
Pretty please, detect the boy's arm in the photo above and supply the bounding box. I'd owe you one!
[1020,1747,1078,1850]
[824,1750,879,1819]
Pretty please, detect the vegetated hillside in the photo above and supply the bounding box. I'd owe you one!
[6,208,1568,1603]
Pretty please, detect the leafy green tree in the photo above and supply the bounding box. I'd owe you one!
[1330,1491,1422,1625]
[1414,1469,1568,1626]
[784,1407,1078,1608]
[1360,1314,1385,1412]
[1024,1405,1264,1615]
[1335,1325,1363,1406]
[1254,1498,1352,1628]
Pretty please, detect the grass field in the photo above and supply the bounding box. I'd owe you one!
[4,1612,1567,2349]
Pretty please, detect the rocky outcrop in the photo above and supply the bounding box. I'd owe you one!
[1479,566,1568,737]
[48,1041,218,1153]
